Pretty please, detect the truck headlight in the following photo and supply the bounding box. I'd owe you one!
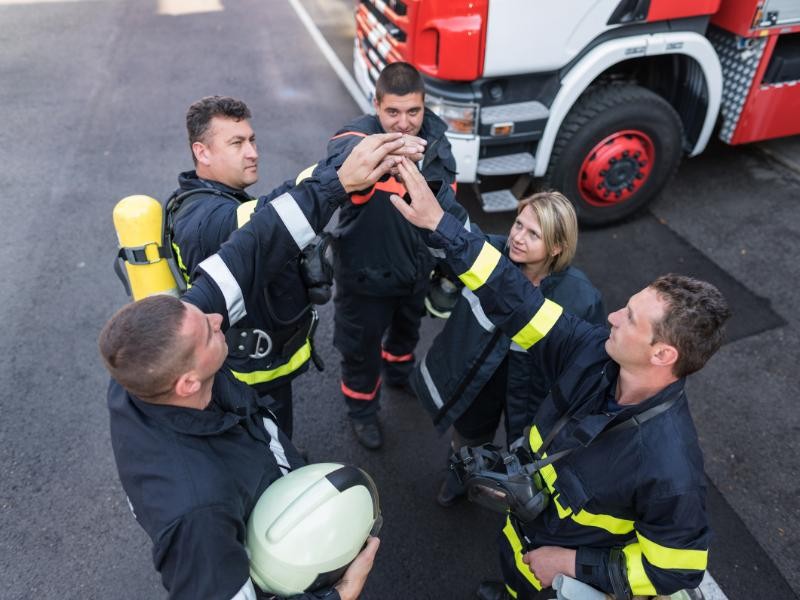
[426,96,478,135]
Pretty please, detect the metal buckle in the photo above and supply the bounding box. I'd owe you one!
[249,329,273,359]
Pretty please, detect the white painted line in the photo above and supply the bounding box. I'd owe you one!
[286,0,372,114]
[699,571,729,600]
[158,0,222,16]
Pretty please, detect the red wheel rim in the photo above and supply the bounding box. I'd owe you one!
[577,129,655,207]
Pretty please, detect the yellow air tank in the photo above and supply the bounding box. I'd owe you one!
[113,195,182,300]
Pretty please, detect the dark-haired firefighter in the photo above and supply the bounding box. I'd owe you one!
[391,157,731,600]
[169,95,322,437]
[326,62,468,449]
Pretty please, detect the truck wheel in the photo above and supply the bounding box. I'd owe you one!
[545,84,683,226]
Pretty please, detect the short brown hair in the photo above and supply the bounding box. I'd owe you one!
[98,296,194,400]
[375,62,425,102]
[516,191,578,273]
[650,274,731,378]
[186,96,251,164]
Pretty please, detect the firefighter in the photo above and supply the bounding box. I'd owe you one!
[167,96,416,437]
[326,63,468,449]
[99,133,400,600]
[392,157,730,599]
[410,191,606,507]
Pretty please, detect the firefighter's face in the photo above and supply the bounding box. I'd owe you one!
[193,116,259,190]
[182,304,228,384]
[605,287,668,369]
[508,206,558,270]
[374,92,425,137]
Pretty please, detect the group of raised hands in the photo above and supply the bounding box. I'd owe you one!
[335,132,445,232]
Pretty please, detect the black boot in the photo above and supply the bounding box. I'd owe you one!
[476,581,512,600]
[350,417,383,450]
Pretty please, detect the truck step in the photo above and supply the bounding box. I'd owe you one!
[477,152,536,176]
[479,190,519,213]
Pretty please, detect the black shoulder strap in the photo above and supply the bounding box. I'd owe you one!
[530,395,680,472]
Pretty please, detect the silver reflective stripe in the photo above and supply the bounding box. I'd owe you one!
[420,355,444,409]
[230,579,257,600]
[262,418,290,475]
[510,341,527,353]
[462,287,495,332]
[464,216,471,231]
[197,254,246,325]
[428,246,446,258]
[271,192,315,249]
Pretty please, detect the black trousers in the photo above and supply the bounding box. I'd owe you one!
[333,287,426,420]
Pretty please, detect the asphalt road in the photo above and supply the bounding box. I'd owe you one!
[0,1,798,599]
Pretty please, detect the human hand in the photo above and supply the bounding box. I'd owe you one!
[389,134,426,163]
[334,536,380,600]
[521,546,576,588]
[338,134,404,193]
[388,158,444,231]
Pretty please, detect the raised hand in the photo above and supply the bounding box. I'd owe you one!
[388,158,445,231]
[338,133,405,193]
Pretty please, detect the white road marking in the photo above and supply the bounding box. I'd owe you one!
[157,0,222,16]
[286,0,372,114]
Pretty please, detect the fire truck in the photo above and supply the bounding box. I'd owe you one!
[353,0,800,225]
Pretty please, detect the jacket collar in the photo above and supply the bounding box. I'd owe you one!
[177,170,251,203]
[129,371,262,437]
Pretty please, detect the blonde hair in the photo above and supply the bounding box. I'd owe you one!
[516,191,578,274]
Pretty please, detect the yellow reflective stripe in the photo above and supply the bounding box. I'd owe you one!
[171,242,191,286]
[295,163,317,184]
[623,543,658,597]
[236,199,258,228]
[553,494,572,518]
[637,532,708,571]
[458,242,501,291]
[231,340,311,385]
[505,584,518,599]
[501,517,543,591]
[572,508,634,535]
[511,299,563,349]
[527,426,557,492]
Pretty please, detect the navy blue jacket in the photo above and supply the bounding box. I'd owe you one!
[170,172,312,390]
[326,111,466,296]
[412,233,605,437]
[427,213,710,597]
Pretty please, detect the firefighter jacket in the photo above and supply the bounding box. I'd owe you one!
[326,111,467,296]
[108,165,350,600]
[411,233,605,437]
[427,213,710,597]
[170,171,314,391]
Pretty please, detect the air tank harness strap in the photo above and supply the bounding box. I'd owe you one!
[226,310,318,364]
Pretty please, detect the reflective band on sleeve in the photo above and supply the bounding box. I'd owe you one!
[463,287,495,332]
[571,507,634,535]
[231,341,311,385]
[428,246,446,258]
[420,356,445,409]
[230,579,257,600]
[502,517,543,591]
[236,199,258,228]
[197,254,246,325]
[262,418,290,476]
[510,341,526,352]
[623,543,658,597]
[464,216,471,231]
[295,163,317,185]
[270,193,316,249]
[458,242,502,290]
[637,532,708,571]
[511,299,563,349]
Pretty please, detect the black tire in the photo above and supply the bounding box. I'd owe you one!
[544,83,683,226]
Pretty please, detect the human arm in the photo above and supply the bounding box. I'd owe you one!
[183,134,403,325]
[332,536,380,600]
[522,546,576,588]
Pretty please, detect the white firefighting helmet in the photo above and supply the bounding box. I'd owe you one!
[246,463,382,596]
